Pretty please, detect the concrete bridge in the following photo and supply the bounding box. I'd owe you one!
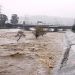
[6,23,72,32]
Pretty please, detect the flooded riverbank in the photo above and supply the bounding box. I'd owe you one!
[52,30,75,75]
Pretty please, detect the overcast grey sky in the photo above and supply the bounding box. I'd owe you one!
[0,0,75,18]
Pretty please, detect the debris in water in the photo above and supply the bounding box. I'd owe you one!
[9,52,24,57]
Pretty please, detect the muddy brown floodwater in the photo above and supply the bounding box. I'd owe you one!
[0,30,64,75]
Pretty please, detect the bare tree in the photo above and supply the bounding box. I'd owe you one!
[15,30,26,41]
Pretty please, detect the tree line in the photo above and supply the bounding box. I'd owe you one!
[0,14,19,28]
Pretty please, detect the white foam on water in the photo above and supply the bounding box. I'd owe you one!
[0,29,21,32]
[0,38,16,45]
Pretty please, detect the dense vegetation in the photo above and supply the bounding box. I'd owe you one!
[0,13,19,28]
[33,26,46,39]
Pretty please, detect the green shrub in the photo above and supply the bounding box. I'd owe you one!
[33,26,46,39]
